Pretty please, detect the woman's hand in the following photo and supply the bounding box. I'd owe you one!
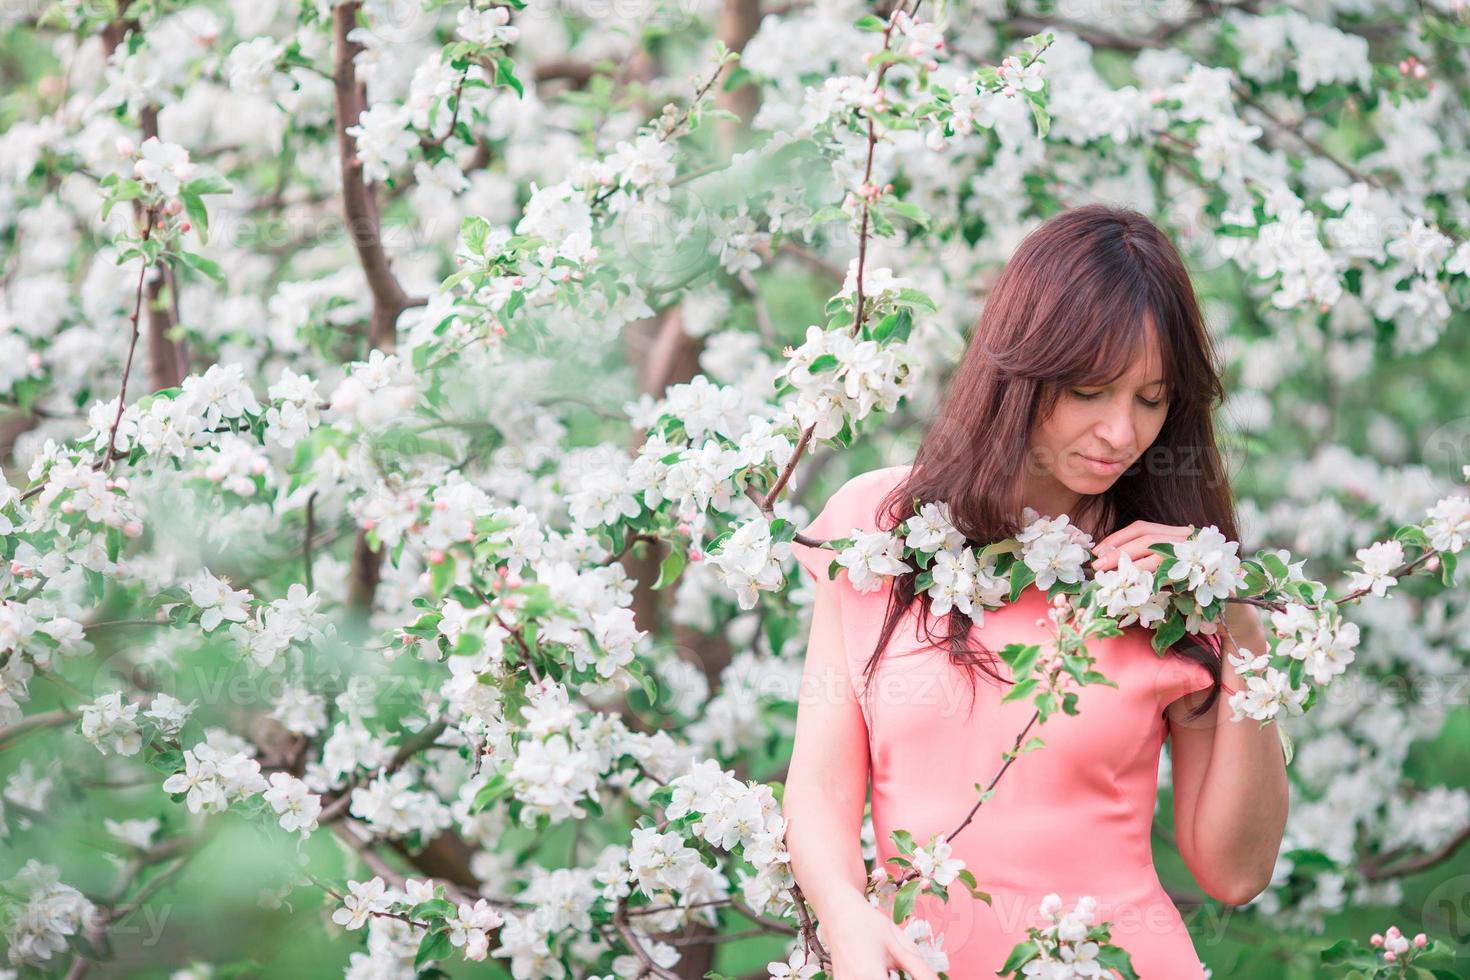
[1089,519,1196,575]
[822,892,943,980]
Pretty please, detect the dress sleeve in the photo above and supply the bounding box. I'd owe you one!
[788,484,851,589]
[1159,632,1234,706]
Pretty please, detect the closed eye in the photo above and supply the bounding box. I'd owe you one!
[1070,389,1165,409]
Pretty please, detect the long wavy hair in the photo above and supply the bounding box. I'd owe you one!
[864,203,1237,723]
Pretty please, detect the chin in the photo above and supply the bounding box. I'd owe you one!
[1063,474,1112,494]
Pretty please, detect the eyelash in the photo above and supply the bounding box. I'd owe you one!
[1070,389,1165,409]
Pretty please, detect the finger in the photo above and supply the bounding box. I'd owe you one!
[1095,520,1189,553]
[1092,520,1148,553]
[1093,532,1192,569]
[890,941,941,980]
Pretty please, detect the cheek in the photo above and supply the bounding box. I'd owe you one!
[1041,405,1090,447]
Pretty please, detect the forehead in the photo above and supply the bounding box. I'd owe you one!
[1086,318,1167,387]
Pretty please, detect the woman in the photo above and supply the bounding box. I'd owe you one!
[782,204,1290,979]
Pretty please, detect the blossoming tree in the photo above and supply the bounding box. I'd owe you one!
[1,0,1469,977]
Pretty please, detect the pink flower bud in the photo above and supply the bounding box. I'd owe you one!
[1383,951,1396,962]
[1414,934,1427,947]
[428,549,445,564]
[60,500,74,513]
[362,518,377,531]
[123,521,144,538]
[434,499,448,510]
[1386,926,1402,939]
[1370,933,1383,946]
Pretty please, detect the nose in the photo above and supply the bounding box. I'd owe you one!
[1095,399,1136,453]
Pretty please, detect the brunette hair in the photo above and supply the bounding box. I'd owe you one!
[864,203,1236,723]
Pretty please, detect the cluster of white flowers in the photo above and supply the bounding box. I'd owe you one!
[78,690,142,755]
[1019,893,1107,979]
[32,450,143,530]
[777,323,919,440]
[1092,551,1169,628]
[707,516,793,610]
[180,568,252,633]
[223,36,285,97]
[262,367,323,448]
[1165,525,1250,608]
[2,860,99,968]
[131,135,193,198]
[345,102,417,184]
[350,767,455,840]
[1271,603,1362,686]
[910,837,966,890]
[226,581,329,671]
[503,681,605,824]
[664,759,793,914]
[1348,539,1404,597]
[1016,510,1095,591]
[328,349,421,432]
[78,691,196,757]
[1424,491,1470,553]
[161,739,268,815]
[264,771,322,836]
[456,5,518,46]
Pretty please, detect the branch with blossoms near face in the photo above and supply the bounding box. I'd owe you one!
[750,470,1470,975]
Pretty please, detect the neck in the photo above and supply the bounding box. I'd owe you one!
[1019,474,1102,538]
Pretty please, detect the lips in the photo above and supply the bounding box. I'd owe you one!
[1079,452,1129,474]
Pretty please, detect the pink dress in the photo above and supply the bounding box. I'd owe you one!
[790,463,1213,979]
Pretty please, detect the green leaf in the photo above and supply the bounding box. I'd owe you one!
[886,200,931,230]
[470,772,510,814]
[461,214,491,254]
[1095,944,1139,980]
[1150,614,1186,654]
[181,174,232,196]
[892,879,919,924]
[1001,643,1040,679]
[854,13,886,30]
[1000,677,1037,703]
[998,939,1042,975]
[1008,562,1036,602]
[178,251,225,283]
[428,552,455,598]
[180,191,209,243]
[1026,92,1050,138]
[653,547,685,590]
[493,55,524,97]
[411,898,455,920]
[415,928,451,969]
[149,748,184,773]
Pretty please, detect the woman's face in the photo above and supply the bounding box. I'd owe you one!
[1026,328,1171,506]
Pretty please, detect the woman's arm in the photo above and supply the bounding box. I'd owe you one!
[1165,602,1291,905]
[784,579,942,980]
[783,576,875,922]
